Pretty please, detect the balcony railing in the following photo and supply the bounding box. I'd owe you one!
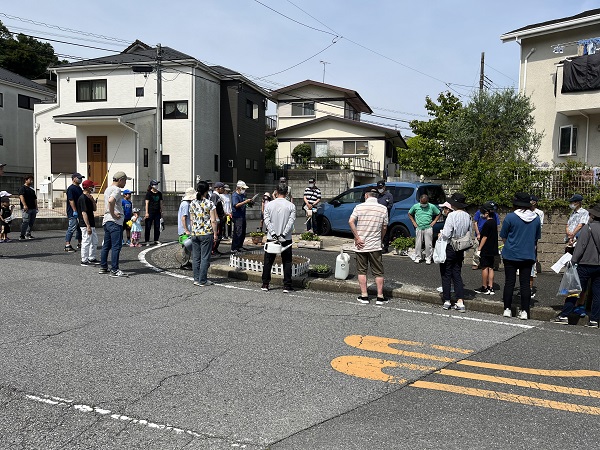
[272,156,380,175]
[266,115,277,131]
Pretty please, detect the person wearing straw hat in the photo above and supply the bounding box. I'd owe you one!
[177,187,196,269]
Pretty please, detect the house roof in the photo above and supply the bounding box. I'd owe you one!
[272,80,373,114]
[209,65,271,98]
[501,8,600,42]
[0,67,55,95]
[276,115,406,147]
[54,107,155,119]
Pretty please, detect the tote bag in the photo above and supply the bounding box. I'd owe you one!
[433,239,447,264]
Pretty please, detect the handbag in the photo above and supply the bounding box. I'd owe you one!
[433,239,447,264]
[451,233,475,252]
[557,262,582,296]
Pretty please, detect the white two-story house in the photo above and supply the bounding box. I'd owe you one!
[271,80,406,184]
[501,8,600,165]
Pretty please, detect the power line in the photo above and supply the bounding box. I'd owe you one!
[484,62,517,83]
[252,0,339,37]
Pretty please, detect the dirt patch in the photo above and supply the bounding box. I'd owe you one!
[237,252,308,265]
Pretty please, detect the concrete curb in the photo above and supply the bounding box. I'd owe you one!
[208,263,558,321]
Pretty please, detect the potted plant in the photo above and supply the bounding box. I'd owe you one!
[249,231,265,245]
[309,264,331,278]
[297,231,323,249]
[391,236,415,256]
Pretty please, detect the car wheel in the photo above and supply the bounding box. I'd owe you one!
[389,224,410,241]
[320,217,332,236]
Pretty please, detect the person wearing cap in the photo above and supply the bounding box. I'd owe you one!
[77,180,99,266]
[18,174,37,240]
[500,192,542,320]
[472,201,500,269]
[303,177,321,232]
[260,191,272,232]
[437,192,471,312]
[231,180,256,253]
[177,187,196,269]
[221,185,232,240]
[565,194,589,254]
[64,172,84,253]
[473,202,499,295]
[349,188,389,305]
[409,194,441,264]
[209,182,226,255]
[273,177,293,203]
[99,171,131,278]
[121,189,133,245]
[555,203,600,327]
[144,180,163,246]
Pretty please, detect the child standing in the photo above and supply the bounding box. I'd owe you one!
[260,192,272,232]
[130,208,143,247]
[0,196,14,242]
[474,202,499,295]
[122,189,133,245]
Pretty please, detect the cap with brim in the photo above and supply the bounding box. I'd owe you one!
[224,184,231,191]
[122,189,132,194]
[376,180,386,187]
[569,194,584,203]
[512,192,532,208]
[481,201,495,212]
[588,203,600,218]
[150,179,159,186]
[214,182,225,188]
[72,172,84,179]
[448,193,467,209]
[82,180,97,189]
[113,171,131,180]
[182,187,196,201]
[263,192,272,197]
[279,177,287,182]
[308,178,315,183]
[439,201,453,210]
[0,190,11,197]
[237,180,249,189]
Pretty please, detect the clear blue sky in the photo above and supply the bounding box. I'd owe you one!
[1,1,597,132]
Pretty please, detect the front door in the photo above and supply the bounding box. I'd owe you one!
[87,136,107,193]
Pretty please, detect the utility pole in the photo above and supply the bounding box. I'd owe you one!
[479,52,485,92]
[320,60,330,83]
[156,43,163,185]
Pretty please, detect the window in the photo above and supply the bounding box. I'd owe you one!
[18,94,41,110]
[559,125,577,156]
[0,135,3,146]
[136,87,144,97]
[0,92,3,107]
[302,141,328,157]
[246,100,259,119]
[144,148,149,167]
[50,141,76,173]
[253,160,258,171]
[245,158,251,169]
[291,102,314,116]
[335,189,363,204]
[344,103,359,121]
[214,154,219,172]
[389,187,414,203]
[343,140,369,155]
[163,101,188,119]
[76,79,107,102]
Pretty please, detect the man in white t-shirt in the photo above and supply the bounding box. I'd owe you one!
[100,171,131,277]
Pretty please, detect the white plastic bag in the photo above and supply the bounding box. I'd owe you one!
[557,262,582,296]
[433,239,447,264]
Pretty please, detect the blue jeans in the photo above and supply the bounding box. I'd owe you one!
[561,265,600,321]
[65,216,82,243]
[439,245,465,301]
[20,209,37,237]
[231,217,246,251]
[101,221,123,272]
[502,259,534,314]
[192,234,214,284]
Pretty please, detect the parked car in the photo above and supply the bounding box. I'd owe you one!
[315,182,446,241]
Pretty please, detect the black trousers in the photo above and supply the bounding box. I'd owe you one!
[262,240,293,288]
[502,259,534,313]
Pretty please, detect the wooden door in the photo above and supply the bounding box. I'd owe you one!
[87,136,107,193]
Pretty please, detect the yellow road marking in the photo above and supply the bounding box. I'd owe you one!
[344,335,471,362]
[439,369,600,398]
[331,356,436,383]
[458,360,600,378]
[411,381,600,415]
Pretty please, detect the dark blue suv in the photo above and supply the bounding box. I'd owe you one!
[316,182,446,241]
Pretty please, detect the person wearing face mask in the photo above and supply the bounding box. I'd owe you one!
[231,180,257,253]
[65,172,84,253]
[565,194,588,255]
[408,194,441,264]
[376,180,394,253]
[303,177,321,232]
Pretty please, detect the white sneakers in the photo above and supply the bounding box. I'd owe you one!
[518,310,528,320]
[503,308,512,317]
[503,308,528,320]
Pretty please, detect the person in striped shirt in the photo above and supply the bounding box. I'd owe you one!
[349,188,389,305]
[303,177,321,232]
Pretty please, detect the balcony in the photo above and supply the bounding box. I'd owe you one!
[556,64,600,115]
[266,115,277,131]
[272,156,380,176]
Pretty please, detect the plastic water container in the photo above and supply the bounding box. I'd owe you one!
[335,248,350,280]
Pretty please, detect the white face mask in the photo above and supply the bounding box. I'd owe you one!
[378,188,384,193]
[240,189,246,194]
[308,183,314,188]
[569,203,577,210]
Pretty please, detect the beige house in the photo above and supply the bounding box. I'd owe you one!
[501,8,600,165]
[271,80,405,184]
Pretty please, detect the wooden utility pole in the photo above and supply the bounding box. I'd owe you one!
[479,52,485,92]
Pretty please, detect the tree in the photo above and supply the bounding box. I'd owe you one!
[291,143,312,163]
[0,20,65,79]
[265,136,278,169]
[397,92,464,178]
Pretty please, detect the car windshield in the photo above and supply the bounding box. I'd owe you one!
[334,189,363,204]
[417,185,446,205]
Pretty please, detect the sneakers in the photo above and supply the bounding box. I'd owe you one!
[283,287,293,293]
[19,236,26,241]
[503,308,512,318]
[154,241,161,246]
[80,260,90,266]
[553,316,568,325]
[474,286,488,294]
[64,245,76,253]
[375,297,389,305]
[193,281,200,286]
[357,295,370,304]
[413,258,420,264]
[110,269,129,278]
[487,287,495,295]
[518,310,528,320]
[573,306,587,317]
[453,303,466,313]
[76,243,81,249]
[88,259,100,265]
[261,284,269,291]
[25,234,34,239]
[425,259,431,265]
[442,301,452,310]
[530,287,537,299]
[586,320,599,328]
[98,267,109,274]
[199,280,214,286]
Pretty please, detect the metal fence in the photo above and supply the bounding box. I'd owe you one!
[272,156,380,175]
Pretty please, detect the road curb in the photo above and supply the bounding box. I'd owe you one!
[208,263,558,321]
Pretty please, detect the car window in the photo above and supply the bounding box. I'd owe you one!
[417,185,446,205]
[389,186,414,203]
[337,189,363,204]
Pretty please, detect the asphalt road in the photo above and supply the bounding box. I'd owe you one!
[1,227,599,449]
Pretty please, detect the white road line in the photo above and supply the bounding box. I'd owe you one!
[139,243,534,329]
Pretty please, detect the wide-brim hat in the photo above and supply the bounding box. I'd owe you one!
[589,203,600,218]
[448,193,467,209]
[512,192,532,208]
[237,180,249,189]
[182,187,196,201]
